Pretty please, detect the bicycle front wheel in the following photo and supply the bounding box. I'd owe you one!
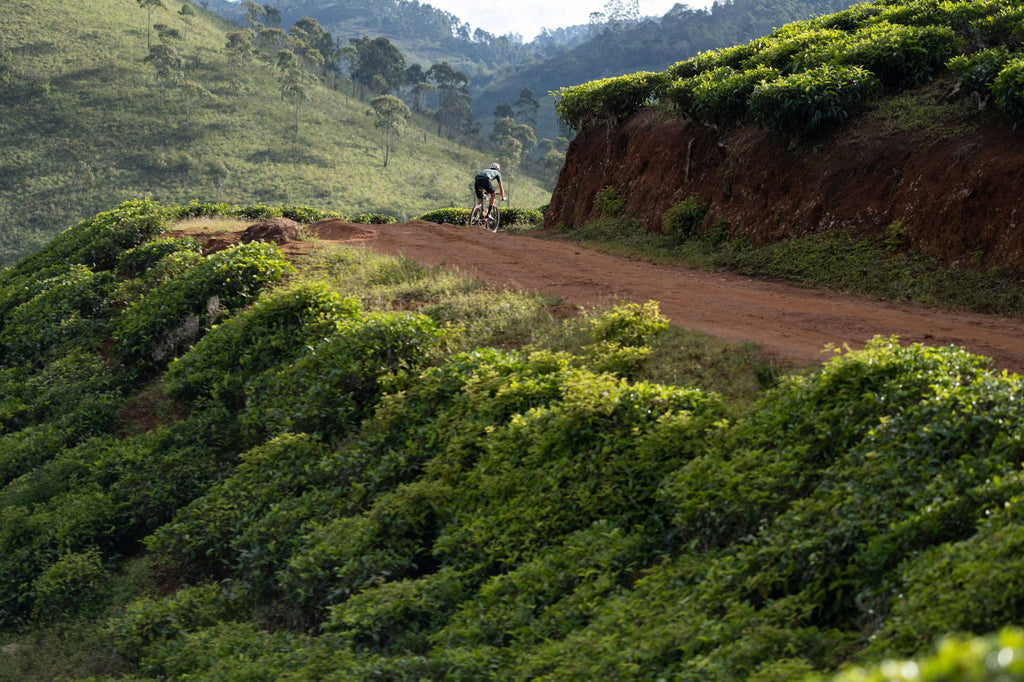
[486,206,500,232]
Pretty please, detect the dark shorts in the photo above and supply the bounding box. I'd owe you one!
[474,178,496,199]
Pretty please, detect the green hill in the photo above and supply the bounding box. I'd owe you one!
[4,0,1024,679]
[1,196,1024,681]
[0,0,551,266]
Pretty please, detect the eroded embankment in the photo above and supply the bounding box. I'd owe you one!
[546,85,1024,272]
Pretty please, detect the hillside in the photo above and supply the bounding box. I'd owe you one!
[6,0,1024,679]
[2,200,1024,681]
[0,0,550,266]
[546,0,1024,274]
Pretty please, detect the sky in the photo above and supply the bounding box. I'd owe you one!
[418,0,694,41]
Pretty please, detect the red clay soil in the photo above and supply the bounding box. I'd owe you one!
[250,219,1024,374]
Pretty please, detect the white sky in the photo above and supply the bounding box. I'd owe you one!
[422,0,695,41]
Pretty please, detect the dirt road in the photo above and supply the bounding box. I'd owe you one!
[291,219,1024,373]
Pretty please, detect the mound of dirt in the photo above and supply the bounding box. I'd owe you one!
[241,217,302,244]
[308,218,379,241]
[546,78,1024,271]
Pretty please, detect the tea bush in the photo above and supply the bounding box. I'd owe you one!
[749,64,881,136]
[417,207,471,225]
[240,311,449,443]
[30,548,109,622]
[0,265,116,366]
[499,207,544,226]
[116,237,203,279]
[662,194,707,241]
[554,71,668,131]
[146,434,333,588]
[811,22,962,87]
[668,65,781,126]
[992,55,1024,125]
[164,282,360,408]
[0,199,169,283]
[352,212,398,224]
[113,242,295,374]
[666,42,765,79]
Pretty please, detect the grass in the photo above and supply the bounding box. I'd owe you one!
[0,0,551,266]
[543,217,1024,318]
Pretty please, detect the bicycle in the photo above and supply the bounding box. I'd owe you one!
[469,191,501,233]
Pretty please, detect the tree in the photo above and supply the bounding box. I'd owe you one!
[427,62,473,138]
[514,88,539,127]
[276,50,312,135]
[490,116,516,145]
[136,0,166,52]
[493,102,515,120]
[144,43,183,106]
[368,94,411,167]
[240,1,266,30]
[344,36,406,97]
[178,80,212,131]
[224,31,253,72]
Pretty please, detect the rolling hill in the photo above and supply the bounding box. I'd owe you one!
[0,0,551,266]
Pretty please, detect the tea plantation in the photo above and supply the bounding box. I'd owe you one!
[0,199,1021,680]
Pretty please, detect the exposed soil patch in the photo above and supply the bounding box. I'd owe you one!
[174,220,1024,374]
[546,80,1024,272]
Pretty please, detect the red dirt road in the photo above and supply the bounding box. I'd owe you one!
[298,219,1024,374]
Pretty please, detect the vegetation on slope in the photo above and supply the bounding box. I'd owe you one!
[1,201,1024,681]
[554,0,1024,136]
[0,0,550,266]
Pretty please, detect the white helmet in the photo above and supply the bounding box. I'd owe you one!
[489,162,500,171]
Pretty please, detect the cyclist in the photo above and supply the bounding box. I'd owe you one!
[473,162,506,220]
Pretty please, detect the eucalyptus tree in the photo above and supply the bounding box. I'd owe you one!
[144,43,183,106]
[368,94,411,167]
[136,0,165,52]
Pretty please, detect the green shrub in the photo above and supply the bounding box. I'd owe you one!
[749,64,881,137]
[814,22,962,87]
[668,66,781,125]
[240,311,448,443]
[947,46,1014,98]
[164,282,360,407]
[879,0,1006,31]
[172,200,237,219]
[992,56,1024,125]
[818,2,886,31]
[116,236,203,279]
[662,195,707,241]
[499,207,544,226]
[432,373,718,572]
[280,205,343,223]
[235,204,282,220]
[554,71,668,130]
[746,28,848,73]
[352,212,398,224]
[972,7,1024,47]
[0,265,116,366]
[104,583,238,666]
[147,434,333,586]
[30,549,109,622]
[666,42,765,79]
[823,628,1024,681]
[417,207,471,225]
[595,186,625,217]
[112,242,294,373]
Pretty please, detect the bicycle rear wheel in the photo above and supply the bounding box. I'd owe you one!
[469,205,484,226]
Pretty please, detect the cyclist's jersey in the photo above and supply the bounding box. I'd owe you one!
[475,169,502,186]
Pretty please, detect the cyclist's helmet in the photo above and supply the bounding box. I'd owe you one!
[489,162,501,171]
